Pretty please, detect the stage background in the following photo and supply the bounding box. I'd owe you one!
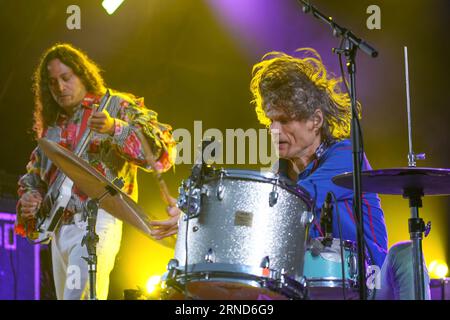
[0,0,448,299]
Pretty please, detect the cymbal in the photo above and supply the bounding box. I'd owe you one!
[332,167,450,196]
[38,138,175,247]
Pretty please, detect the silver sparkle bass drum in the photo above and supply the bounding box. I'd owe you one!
[162,169,313,300]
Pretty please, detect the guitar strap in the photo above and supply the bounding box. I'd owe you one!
[73,92,121,150]
[73,107,93,149]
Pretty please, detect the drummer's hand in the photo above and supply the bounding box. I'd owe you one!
[149,198,181,240]
[88,110,115,135]
[19,191,42,219]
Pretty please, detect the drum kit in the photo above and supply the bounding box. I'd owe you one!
[38,136,450,300]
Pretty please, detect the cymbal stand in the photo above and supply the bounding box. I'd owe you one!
[81,178,124,300]
[81,199,100,300]
[403,46,427,300]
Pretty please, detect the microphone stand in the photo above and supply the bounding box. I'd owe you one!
[298,0,378,300]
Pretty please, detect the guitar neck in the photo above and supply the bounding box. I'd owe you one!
[74,90,112,156]
[47,90,112,195]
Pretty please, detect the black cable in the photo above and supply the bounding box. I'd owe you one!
[182,162,203,299]
[337,45,367,249]
[8,243,17,300]
[337,38,365,162]
[183,179,193,300]
[328,191,347,300]
[330,190,377,300]
[328,173,378,300]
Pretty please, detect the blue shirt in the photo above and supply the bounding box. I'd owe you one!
[296,139,388,267]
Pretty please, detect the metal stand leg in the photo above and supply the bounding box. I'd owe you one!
[82,199,99,300]
[405,190,426,300]
[79,180,123,301]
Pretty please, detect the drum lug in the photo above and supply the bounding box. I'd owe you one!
[298,276,307,289]
[205,248,216,263]
[166,259,179,280]
[300,211,314,225]
[177,179,190,214]
[279,268,286,286]
[177,179,202,220]
[216,171,225,200]
[201,185,210,197]
[269,182,279,207]
[216,185,225,201]
[260,255,270,269]
[297,276,309,298]
[186,200,200,219]
[269,190,278,207]
[348,252,358,280]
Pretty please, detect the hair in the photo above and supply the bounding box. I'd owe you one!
[250,48,361,141]
[31,43,106,138]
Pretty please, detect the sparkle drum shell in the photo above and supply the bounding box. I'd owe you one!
[167,169,313,299]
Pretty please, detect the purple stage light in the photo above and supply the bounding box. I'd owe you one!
[0,212,40,300]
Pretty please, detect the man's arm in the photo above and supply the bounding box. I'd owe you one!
[109,97,176,173]
[15,147,47,238]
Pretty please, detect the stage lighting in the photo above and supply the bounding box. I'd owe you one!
[429,260,449,279]
[102,0,125,15]
[145,275,162,295]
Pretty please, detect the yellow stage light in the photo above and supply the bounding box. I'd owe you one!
[102,0,125,15]
[429,260,448,279]
[145,275,162,295]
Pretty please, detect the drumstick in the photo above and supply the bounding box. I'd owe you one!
[136,131,177,207]
[136,130,178,248]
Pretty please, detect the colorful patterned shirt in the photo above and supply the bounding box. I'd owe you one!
[15,91,176,237]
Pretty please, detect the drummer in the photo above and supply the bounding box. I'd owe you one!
[153,48,388,268]
[15,43,177,300]
[248,48,431,300]
[248,48,388,268]
[152,48,431,299]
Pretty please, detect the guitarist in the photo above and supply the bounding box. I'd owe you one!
[15,43,177,300]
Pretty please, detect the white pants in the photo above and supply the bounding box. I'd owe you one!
[51,209,123,300]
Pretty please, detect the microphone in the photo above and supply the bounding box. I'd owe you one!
[320,191,333,246]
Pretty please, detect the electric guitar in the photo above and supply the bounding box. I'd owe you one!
[31,90,112,244]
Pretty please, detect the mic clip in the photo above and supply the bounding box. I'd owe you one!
[321,236,333,247]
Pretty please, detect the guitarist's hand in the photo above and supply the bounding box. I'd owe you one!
[19,191,42,219]
[88,110,115,135]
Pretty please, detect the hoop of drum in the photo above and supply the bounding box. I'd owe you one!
[161,169,361,300]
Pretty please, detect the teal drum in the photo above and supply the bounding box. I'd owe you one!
[303,238,359,300]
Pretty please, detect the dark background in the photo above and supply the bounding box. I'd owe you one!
[0,0,448,299]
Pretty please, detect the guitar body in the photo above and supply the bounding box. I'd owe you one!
[35,177,74,244]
